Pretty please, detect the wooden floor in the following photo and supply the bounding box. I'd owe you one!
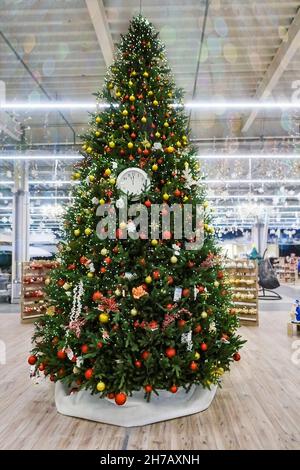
[0,304,300,450]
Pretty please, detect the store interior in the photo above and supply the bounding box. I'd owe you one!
[1,0,300,451]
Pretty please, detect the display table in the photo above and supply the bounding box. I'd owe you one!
[55,382,217,427]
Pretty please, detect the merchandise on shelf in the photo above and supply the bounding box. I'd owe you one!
[21,260,58,322]
[224,259,259,326]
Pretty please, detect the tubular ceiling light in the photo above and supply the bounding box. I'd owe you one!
[2,100,300,110]
[0,155,83,161]
[206,179,300,184]
[197,153,300,160]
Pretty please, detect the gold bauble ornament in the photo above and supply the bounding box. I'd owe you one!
[96,116,101,123]
[176,141,182,147]
[148,90,153,96]
[89,175,95,182]
[108,141,115,149]
[143,71,149,78]
[130,308,138,316]
[84,228,92,236]
[104,168,111,176]
[108,83,113,89]
[87,272,94,278]
[129,95,135,102]
[45,277,51,286]
[116,91,121,97]
[123,123,129,130]
[163,122,169,128]
[99,312,109,323]
[141,116,147,123]
[122,109,128,116]
[167,146,174,153]
[194,352,200,360]
[201,311,208,319]
[155,131,161,138]
[99,198,105,205]
[101,248,108,256]
[109,178,116,185]
[128,80,133,86]
[151,239,158,246]
[170,255,178,264]
[95,131,100,137]
[96,381,106,392]
[153,100,159,106]
[128,142,134,149]
[163,193,170,201]
[145,275,152,284]
[152,164,158,171]
[74,229,80,236]
[86,146,92,154]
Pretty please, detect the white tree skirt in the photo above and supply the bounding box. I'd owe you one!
[55,381,217,427]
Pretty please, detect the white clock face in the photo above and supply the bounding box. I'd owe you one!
[116,168,150,197]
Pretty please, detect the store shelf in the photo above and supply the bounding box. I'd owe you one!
[224,260,259,326]
[21,260,57,323]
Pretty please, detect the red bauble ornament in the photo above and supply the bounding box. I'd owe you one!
[178,319,186,328]
[143,148,150,156]
[167,276,174,285]
[187,260,195,268]
[174,189,181,197]
[92,291,102,301]
[57,279,65,287]
[129,154,134,161]
[166,303,173,310]
[100,267,106,273]
[113,246,119,254]
[170,385,178,393]
[200,343,208,352]
[153,270,160,280]
[39,363,45,372]
[182,288,190,298]
[163,230,172,240]
[144,199,152,208]
[84,368,93,380]
[28,355,37,365]
[162,134,166,140]
[217,271,224,279]
[194,325,202,334]
[141,350,150,360]
[221,333,229,341]
[198,285,205,293]
[58,367,65,377]
[130,132,137,139]
[144,384,153,393]
[71,355,77,363]
[233,353,241,361]
[148,320,158,330]
[81,344,89,354]
[157,158,164,164]
[165,347,176,358]
[80,256,88,265]
[57,350,66,360]
[68,263,76,270]
[50,374,56,382]
[116,228,123,239]
[137,147,143,155]
[107,393,115,399]
[115,392,127,405]
[189,361,198,371]
[134,360,142,368]
[130,105,135,112]
[97,341,103,349]
[104,256,112,264]
[119,149,125,156]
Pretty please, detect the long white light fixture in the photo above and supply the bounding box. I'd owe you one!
[0,155,83,161]
[206,179,300,184]
[197,153,300,160]
[1,153,300,161]
[206,195,300,199]
[2,100,300,110]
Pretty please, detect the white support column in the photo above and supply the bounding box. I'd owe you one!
[85,0,114,66]
[11,160,29,303]
[252,215,269,256]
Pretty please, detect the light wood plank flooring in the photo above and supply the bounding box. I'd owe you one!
[0,302,299,450]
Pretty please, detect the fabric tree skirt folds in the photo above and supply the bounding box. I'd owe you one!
[55,382,217,427]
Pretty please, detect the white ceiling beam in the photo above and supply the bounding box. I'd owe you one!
[85,0,114,66]
[242,9,300,133]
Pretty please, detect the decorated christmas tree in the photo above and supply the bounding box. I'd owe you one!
[29,16,244,406]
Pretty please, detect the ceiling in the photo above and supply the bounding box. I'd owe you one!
[1,0,300,237]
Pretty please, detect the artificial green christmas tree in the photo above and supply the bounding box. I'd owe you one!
[29,16,244,407]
